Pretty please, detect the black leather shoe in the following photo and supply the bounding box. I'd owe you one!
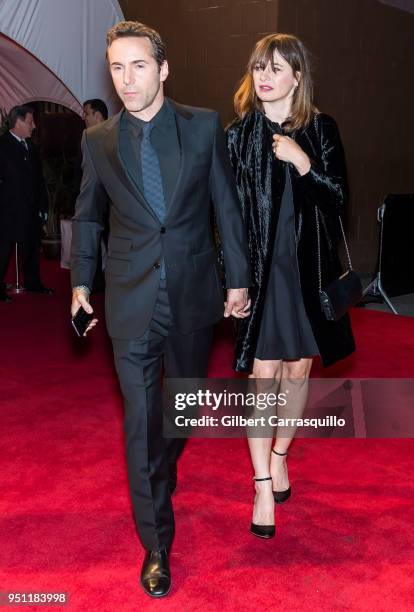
[24,285,54,295]
[271,449,291,504]
[140,548,171,598]
[250,476,275,539]
[168,463,177,495]
[0,291,12,302]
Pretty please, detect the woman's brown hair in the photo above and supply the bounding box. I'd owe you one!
[234,33,318,131]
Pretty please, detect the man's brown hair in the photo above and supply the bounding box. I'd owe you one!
[106,21,166,69]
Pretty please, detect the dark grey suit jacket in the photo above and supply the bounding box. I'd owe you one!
[71,99,250,339]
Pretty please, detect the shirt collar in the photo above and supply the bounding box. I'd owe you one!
[124,98,173,138]
[9,130,25,144]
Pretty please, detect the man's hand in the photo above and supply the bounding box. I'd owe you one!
[71,287,98,336]
[224,288,251,319]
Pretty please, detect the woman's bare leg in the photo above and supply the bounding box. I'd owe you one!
[271,358,313,493]
[248,358,282,525]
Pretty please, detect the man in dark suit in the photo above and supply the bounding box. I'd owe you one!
[0,105,52,301]
[70,21,251,598]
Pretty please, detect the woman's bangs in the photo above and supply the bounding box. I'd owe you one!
[250,38,278,71]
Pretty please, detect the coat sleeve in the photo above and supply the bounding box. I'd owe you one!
[70,131,108,290]
[293,114,349,216]
[209,112,251,289]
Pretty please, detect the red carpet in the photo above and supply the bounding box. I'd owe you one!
[0,260,413,611]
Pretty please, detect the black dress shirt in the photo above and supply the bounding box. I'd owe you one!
[121,98,180,208]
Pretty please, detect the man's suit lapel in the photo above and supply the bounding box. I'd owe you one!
[104,112,159,222]
[103,102,194,222]
[164,100,193,222]
[6,132,28,162]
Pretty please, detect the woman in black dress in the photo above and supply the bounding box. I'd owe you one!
[226,34,355,538]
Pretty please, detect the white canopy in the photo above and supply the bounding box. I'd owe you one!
[0,0,124,116]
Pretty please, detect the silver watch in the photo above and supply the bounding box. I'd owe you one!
[73,284,91,295]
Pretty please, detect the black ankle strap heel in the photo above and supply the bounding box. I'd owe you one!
[250,476,275,539]
[271,449,291,504]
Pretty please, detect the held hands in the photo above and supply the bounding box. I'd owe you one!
[272,134,311,176]
[224,288,251,319]
[71,288,98,336]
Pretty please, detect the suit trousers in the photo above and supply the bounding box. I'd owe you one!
[0,238,42,291]
[112,278,213,551]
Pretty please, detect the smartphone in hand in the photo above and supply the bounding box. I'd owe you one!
[71,306,93,337]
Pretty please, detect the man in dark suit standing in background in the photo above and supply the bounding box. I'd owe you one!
[0,105,53,302]
[70,21,251,598]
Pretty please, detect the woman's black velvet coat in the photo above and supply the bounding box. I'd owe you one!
[226,110,356,373]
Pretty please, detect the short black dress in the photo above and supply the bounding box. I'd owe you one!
[255,162,319,361]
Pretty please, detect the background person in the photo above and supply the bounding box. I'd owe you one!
[82,98,109,128]
[0,105,53,301]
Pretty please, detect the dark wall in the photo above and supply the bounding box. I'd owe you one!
[277,0,414,272]
[118,0,414,273]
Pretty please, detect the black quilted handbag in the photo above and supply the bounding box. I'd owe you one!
[316,207,363,321]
